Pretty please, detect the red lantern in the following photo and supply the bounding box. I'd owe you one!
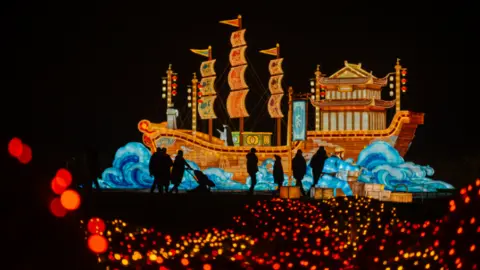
[172,83,177,89]
[401,86,407,92]
[198,99,203,104]
[87,217,106,234]
[198,83,202,89]
[172,90,177,96]
[197,92,202,97]
[172,75,177,81]
[320,91,326,96]
[401,78,407,84]
[401,70,407,76]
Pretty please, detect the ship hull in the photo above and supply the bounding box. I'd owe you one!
[138,111,423,183]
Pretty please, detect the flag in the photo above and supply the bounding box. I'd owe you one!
[259,47,278,56]
[219,18,240,28]
[190,48,209,58]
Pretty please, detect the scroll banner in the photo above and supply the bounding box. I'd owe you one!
[229,46,247,66]
[199,77,216,96]
[231,29,246,47]
[226,89,249,118]
[198,95,217,119]
[268,74,284,94]
[269,58,284,75]
[292,100,307,141]
[228,65,248,90]
[200,60,216,77]
[268,94,284,118]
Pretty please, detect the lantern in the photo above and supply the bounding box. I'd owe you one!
[172,75,177,81]
[198,99,203,104]
[310,80,315,87]
[401,70,407,76]
[162,93,166,99]
[310,88,315,93]
[187,88,191,93]
[172,90,177,96]
[389,91,394,97]
[172,83,177,89]
[162,79,166,85]
[188,102,192,108]
[401,78,407,84]
[389,83,394,89]
[198,92,203,97]
[162,86,166,92]
[389,76,394,82]
[401,86,407,92]
[87,218,106,234]
[198,83,202,89]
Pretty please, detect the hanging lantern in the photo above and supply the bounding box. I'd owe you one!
[389,91,394,97]
[172,83,177,89]
[172,75,177,81]
[198,99,203,103]
[187,96,191,100]
[401,86,407,92]
[310,80,315,87]
[162,79,166,85]
[310,88,315,93]
[389,76,394,82]
[401,70,407,76]
[162,86,166,92]
[311,95,315,100]
[198,92,203,97]
[162,93,166,99]
[187,102,192,108]
[198,83,202,89]
[401,78,407,84]
[172,90,177,96]
[389,83,394,89]
[187,88,191,93]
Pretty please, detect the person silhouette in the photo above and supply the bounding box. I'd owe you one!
[246,148,258,194]
[149,147,164,193]
[170,150,192,194]
[292,149,307,196]
[309,146,328,188]
[273,155,284,193]
[161,148,173,193]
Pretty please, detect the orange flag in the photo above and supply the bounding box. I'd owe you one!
[259,47,278,56]
[220,18,240,28]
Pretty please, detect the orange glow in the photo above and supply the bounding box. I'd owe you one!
[87,218,106,234]
[471,217,476,224]
[181,258,189,266]
[457,227,463,234]
[18,144,32,164]
[465,197,471,204]
[468,185,473,191]
[49,197,67,217]
[203,264,212,270]
[449,248,455,255]
[460,188,467,195]
[60,189,81,210]
[273,263,281,269]
[8,137,23,158]
[476,179,480,186]
[88,234,108,253]
[471,245,476,252]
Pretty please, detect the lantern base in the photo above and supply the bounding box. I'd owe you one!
[279,186,301,199]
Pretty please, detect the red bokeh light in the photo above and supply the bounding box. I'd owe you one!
[8,137,23,158]
[50,197,68,218]
[51,178,68,195]
[56,168,72,187]
[88,217,107,234]
[18,144,32,164]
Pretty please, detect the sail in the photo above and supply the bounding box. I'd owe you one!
[267,57,285,119]
[268,94,284,118]
[198,95,217,119]
[199,77,216,96]
[200,59,216,77]
[224,24,249,119]
[227,89,249,118]
[268,74,284,94]
[229,46,247,66]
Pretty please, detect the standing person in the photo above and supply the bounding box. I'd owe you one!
[149,147,163,193]
[246,148,259,195]
[170,150,192,194]
[273,155,284,194]
[161,148,173,193]
[292,149,307,196]
[309,146,328,188]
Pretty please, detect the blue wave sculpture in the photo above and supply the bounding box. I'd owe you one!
[99,141,453,193]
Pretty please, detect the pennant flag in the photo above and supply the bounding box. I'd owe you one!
[219,18,240,28]
[190,48,209,58]
[259,47,278,56]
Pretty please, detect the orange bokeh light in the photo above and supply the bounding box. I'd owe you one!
[18,144,32,164]
[87,217,106,234]
[203,264,212,270]
[60,189,81,210]
[49,197,67,217]
[88,234,108,254]
[8,137,23,158]
[181,258,189,266]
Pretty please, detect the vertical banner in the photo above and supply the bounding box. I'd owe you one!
[292,100,307,141]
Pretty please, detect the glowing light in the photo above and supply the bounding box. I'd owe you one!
[18,144,32,164]
[49,197,67,217]
[88,218,106,234]
[60,189,81,210]
[8,137,23,158]
[88,234,108,254]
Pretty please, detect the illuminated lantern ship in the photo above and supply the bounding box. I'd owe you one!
[138,15,423,183]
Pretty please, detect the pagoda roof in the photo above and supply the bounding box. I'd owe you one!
[317,61,388,87]
[310,98,396,109]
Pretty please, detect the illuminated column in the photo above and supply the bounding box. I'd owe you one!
[314,65,322,131]
[287,86,293,185]
[394,59,402,112]
[191,73,198,135]
[166,64,173,108]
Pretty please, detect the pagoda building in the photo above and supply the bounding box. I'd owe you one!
[312,61,395,131]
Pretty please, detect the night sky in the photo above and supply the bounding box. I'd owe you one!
[2,0,477,186]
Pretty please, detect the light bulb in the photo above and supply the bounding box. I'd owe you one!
[188,103,192,107]
[162,86,167,91]
[389,91,394,97]
[311,88,315,93]
[162,93,166,99]
[310,80,315,87]
[187,96,191,100]
[389,83,394,89]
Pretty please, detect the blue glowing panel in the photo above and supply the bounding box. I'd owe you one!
[292,100,306,141]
